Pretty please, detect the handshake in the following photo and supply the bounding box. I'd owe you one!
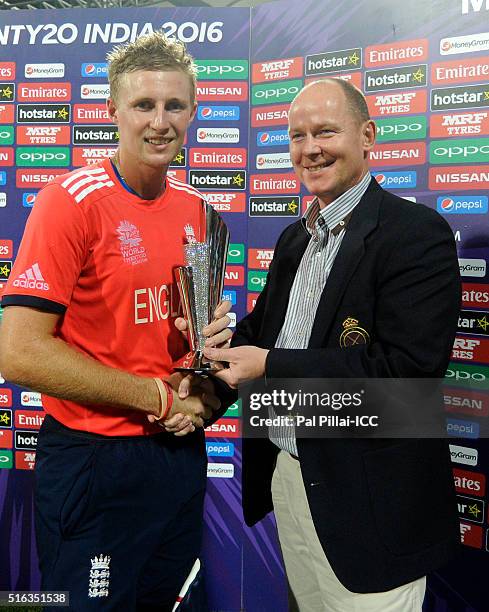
[147,300,233,436]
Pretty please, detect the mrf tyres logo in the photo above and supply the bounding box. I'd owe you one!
[305,48,361,76]
[249,196,300,217]
[189,170,246,191]
[17,104,70,124]
[431,84,489,111]
[364,64,427,92]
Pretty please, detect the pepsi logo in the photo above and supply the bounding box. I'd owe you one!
[260,133,270,144]
[374,174,385,185]
[201,107,212,118]
[85,64,95,75]
[441,198,454,211]
[25,194,36,205]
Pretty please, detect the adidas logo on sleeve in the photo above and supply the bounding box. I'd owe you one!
[12,263,50,291]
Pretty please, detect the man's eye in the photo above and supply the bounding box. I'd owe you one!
[167,102,185,111]
[137,101,152,110]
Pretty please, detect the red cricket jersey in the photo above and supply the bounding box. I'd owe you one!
[2,159,207,435]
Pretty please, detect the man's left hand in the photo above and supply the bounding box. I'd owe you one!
[175,300,232,348]
[203,345,269,389]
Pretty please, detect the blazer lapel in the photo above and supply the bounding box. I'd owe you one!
[308,179,382,348]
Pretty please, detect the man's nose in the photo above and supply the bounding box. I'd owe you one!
[150,107,170,131]
[302,134,322,156]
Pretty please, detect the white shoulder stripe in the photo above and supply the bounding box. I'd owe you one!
[61,167,107,189]
[167,178,203,200]
[74,180,114,204]
[67,173,111,196]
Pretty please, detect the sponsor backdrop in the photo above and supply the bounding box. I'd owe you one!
[1,0,489,609]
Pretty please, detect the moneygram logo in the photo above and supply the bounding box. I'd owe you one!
[366,90,427,117]
[189,170,246,191]
[252,104,290,127]
[207,463,235,478]
[370,142,425,166]
[80,84,110,99]
[249,196,300,217]
[81,63,108,77]
[17,104,70,124]
[375,116,426,142]
[197,105,240,121]
[0,83,14,103]
[364,64,427,92]
[0,127,13,145]
[430,112,489,137]
[429,166,489,190]
[196,82,248,102]
[257,129,289,147]
[197,127,239,143]
[0,193,6,208]
[459,258,486,277]
[0,63,15,79]
[256,152,292,170]
[437,195,488,214]
[16,147,70,167]
[252,57,303,83]
[450,444,478,466]
[23,193,36,207]
[24,63,64,78]
[17,82,71,102]
[431,84,489,111]
[73,125,118,145]
[372,171,416,189]
[189,147,246,168]
[430,138,489,164]
[252,80,302,106]
[305,48,362,75]
[195,60,248,80]
[365,39,428,67]
[440,32,489,55]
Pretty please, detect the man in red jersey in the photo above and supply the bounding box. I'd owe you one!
[0,32,233,611]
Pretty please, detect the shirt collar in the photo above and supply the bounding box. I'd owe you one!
[302,172,372,237]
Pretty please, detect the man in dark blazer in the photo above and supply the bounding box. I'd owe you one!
[205,79,461,611]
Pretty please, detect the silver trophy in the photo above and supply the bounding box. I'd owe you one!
[173,200,229,373]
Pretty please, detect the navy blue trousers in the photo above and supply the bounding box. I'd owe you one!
[34,415,208,612]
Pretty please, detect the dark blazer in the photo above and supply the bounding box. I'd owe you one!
[233,178,461,593]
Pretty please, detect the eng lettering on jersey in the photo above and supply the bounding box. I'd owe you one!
[134,283,181,325]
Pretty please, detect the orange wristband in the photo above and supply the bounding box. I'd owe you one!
[153,378,174,422]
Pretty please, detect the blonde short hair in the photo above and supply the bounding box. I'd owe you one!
[107,31,197,103]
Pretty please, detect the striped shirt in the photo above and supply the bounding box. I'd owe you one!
[270,172,372,455]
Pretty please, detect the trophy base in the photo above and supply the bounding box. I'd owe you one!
[173,351,221,375]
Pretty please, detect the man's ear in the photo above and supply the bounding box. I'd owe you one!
[107,97,118,125]
[363,119,376,151]
[189,101,198,123]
